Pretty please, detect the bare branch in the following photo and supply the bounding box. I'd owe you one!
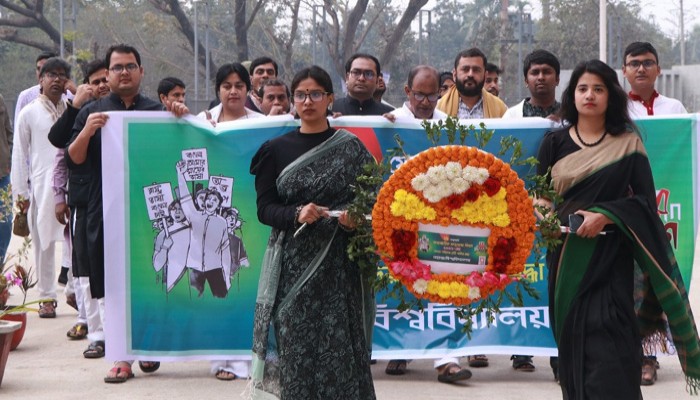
[244,0,269,32]
[0,0,36,18]
[380,0,429,69]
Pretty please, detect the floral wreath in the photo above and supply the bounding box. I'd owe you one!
[372,145,536,306]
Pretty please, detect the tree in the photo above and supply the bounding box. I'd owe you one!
[0,0,67,53]
[319,0,428,79]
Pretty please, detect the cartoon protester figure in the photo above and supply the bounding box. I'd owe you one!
[221,207,249,276]
[152,199,191,292]
[176,160,232,298]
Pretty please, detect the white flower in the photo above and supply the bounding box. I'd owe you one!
[436,181,453,198]
[427,165,447,184]
[450,177,470,194]
[467,286,481,300]
[411,174,430,191]
[413,279,428,294]
[474,167,490,185]
[462,166,478,183]
[444,162,463,181]
[423,187,442,203]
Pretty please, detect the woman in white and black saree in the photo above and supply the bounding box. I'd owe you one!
[536,59,700,399]
[249,66,376,399]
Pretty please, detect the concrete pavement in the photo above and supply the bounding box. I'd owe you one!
[0,238,695,399]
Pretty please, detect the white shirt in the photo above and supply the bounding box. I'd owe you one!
[11,95,67,250]
[196,104,264,122]
[628,93,687,117]
[390,101,448,121]
[14,84,73,126]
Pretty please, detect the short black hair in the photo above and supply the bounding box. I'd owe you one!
[558,59,634,136]
[157,77,186,98]
[249,57,278,76]
[36,51,57,64]
[439,71,453,86]
[344,53,381,76]
[407,65,439,89]
[291,65,334,94]
[486,63,502,75]
[215,63,251,94]
[624,41,659,64]
[522,49,560,78]
[453,48,487,70]
[39,57,72,79]
[105,44,142,68]
[83,60,107,84]
[258,79,290,99]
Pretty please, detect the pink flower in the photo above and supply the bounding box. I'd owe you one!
[482,271,500,286]
[498,274,513,288]
[465,271,485,287]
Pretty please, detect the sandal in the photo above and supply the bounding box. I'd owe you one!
[437,362,472,383]
[66,293,78,311]
[83,340,105,359]
[104,363,134,383]
[385,359,408,375]
[467,354,489,368]
[641,358,657,385]
[66,323,88,340]
[215,369,237,381]
[138,361,161,373]
[511,355,535,372]
[39,300,57,318]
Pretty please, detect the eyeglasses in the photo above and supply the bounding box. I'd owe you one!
[348,69,376,80]
[411,92,439,102]
[90,77,108,85]
[625,60,657,69]
[44,71,68,81]
[293,91,329,103]
[109,63,139,73]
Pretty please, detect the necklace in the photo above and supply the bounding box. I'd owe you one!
[574,124,607,147]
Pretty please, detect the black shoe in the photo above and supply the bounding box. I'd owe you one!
[58,266,69,285]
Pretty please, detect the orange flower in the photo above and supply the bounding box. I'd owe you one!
[372,145,535,305]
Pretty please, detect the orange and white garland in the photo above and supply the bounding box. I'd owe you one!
[372,145,536,306]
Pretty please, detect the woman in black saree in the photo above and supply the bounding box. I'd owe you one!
[536,59,700,399]
[249,66,376,399]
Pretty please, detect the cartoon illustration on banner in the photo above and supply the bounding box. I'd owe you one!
[142,146,249,297]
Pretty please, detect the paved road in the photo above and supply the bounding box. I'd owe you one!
[1,237,696,399]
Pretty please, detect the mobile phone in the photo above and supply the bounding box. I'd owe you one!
[568,214,584,234]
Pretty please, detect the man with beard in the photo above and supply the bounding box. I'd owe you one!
[437,48,507,119]
[503,49,561,119]
[12,57,72,319]
[484,63,502,97]
[332,53,394,115]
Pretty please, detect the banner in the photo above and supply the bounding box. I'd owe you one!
[102,112,697,361]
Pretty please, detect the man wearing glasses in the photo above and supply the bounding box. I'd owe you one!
[67,44,188,384]
[623,42,686,117]
[332,53,394,115]
[385,65,446,121]
[12,57,73,320]
[623,41,686,388]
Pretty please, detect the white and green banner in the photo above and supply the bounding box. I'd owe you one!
[102,112,697,361]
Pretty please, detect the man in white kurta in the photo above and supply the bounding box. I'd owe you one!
[11,58,71,318]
